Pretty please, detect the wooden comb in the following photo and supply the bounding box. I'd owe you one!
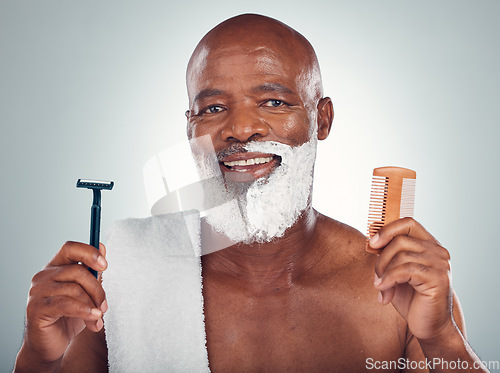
[367,166,416,238]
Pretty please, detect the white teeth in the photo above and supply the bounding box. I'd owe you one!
[223,156,273,167]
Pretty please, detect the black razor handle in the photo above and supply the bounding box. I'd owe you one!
[89,203,101,278]
[88,188,102,278]
[76,179,113,278]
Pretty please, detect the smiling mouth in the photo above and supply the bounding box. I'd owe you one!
[223,156,273,169]
[219,153,281,181]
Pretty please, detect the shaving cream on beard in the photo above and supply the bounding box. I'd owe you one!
[193,132,318,245]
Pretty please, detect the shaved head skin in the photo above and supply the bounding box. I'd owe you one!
[187,14,324,109]
[186,14,332,147]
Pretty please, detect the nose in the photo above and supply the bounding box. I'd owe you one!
[220,107,269,143]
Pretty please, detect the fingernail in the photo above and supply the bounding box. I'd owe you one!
[378,291,384,304]
[97,256,107,269]
[374,274,382,286]
[370,233,380,247]
[100,300,108,313]
[91,308,102,317]
[96,318,104,330]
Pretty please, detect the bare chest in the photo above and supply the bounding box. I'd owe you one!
[202,279,406,372]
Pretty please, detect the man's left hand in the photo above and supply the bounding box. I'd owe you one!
[368,217,455,341]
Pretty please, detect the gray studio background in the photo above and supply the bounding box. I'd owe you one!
[1,0,499,370]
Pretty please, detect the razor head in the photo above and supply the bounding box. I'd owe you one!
[77,179,114,190]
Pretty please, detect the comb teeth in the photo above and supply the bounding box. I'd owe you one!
[399,178,416,218]
[368,175,389,237]
[367,167,416,237]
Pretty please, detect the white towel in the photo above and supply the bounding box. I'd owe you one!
[102,211,209,372]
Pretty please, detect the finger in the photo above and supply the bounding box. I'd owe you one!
[41,281,97,307]
[50,265,107,309]
[374,235,430,276]
[30,295,103,323]
[99,242,106,257]
[368,217,438,250]
[97,243,107,283]
[377,244,450,281]
[381,283,416,308]
[97,243,106,283]
[374,262,439,293]
[85,317,104,333]
[29,279,105,324]
[50,241,108,273]
[379,249,450,282]
[379,288,395,305]
[30,265,107,312]
[365,239,380,255]
[374,273,396,305]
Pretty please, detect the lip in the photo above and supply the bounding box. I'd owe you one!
[220,152,275,163]
[219,152,281,182]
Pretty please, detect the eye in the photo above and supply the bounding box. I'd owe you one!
[263,99,286,107]
[203,105,225,114]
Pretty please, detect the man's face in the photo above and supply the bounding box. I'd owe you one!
[186,42,317,182]
[184,32,329,244]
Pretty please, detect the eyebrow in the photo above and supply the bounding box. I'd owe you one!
[251,83,294,95]
[193,83,295,104]
[193,89,225,104]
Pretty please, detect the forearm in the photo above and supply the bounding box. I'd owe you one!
[418,322,489,373]
[13,343,61,373]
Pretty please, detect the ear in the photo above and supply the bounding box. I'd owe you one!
[316,97,333,140]
[185,110,193,139]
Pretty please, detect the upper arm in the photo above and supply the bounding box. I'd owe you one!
[59,326,108,372]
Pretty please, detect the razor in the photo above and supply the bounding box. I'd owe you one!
[77,179,114,277]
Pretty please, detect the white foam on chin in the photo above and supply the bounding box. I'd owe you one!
[203,133,318,244]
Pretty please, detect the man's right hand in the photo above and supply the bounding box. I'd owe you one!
[14,241,108,372]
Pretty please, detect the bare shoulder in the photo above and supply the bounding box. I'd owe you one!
[307,211,383,305]
[60,327,108,372]
[313,211,376,274]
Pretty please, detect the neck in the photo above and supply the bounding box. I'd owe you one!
[201,205,325,291]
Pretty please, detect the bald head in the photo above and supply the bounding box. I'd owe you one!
[186,14,324,110]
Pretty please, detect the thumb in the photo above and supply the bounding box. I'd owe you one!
[99,242,107,258]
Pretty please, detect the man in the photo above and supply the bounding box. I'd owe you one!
[14,14,488,372]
